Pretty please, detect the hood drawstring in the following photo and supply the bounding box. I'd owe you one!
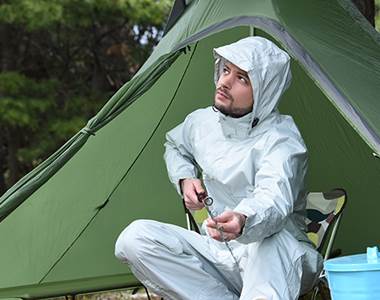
[252,118,259,128]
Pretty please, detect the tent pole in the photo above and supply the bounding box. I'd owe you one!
[249,25,255,36]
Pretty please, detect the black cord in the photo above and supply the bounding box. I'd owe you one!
[143,285,152,300]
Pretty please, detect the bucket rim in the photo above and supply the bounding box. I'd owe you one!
[324,253,380,272]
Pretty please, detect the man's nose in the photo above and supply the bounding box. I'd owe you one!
[219,74,232,89]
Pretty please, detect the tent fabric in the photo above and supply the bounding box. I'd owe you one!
[2,0,380,224]
[0,51,181,221]
[1,0,380,298]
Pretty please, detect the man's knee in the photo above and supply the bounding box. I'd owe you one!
[114,219,155,263]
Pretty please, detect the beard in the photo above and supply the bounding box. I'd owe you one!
[214,88,252,118]
[214,103,251,118]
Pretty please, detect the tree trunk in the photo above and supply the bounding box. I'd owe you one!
[352,0,375,26]
[0,137,7,195]
[5,129,20,187]
[0,24,18,72]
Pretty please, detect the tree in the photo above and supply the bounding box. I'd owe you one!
[352,0,375,26]
[375,0,380,31]
[0,0,172,195]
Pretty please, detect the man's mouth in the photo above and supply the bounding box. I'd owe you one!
[216,88,232,101]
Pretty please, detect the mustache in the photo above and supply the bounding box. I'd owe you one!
[216,86,234,101]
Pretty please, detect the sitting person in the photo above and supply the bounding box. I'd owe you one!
[115,36,323,300]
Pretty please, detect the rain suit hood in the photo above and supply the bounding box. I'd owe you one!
[213,36,292,129]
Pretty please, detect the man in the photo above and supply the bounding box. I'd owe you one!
[115,37,323,300]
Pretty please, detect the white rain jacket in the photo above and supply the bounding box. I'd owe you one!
[164,36,310,245]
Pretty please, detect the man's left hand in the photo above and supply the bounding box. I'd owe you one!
[206,211,246,241]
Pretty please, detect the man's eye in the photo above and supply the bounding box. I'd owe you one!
[239,76,248,84]
[223,67,229,74]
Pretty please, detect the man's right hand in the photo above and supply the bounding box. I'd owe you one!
[180,178,205,210]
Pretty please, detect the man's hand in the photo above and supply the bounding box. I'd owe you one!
[206,211,246,241]
[180,178,205,210]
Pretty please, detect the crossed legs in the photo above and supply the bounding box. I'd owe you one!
[115,220,321,300]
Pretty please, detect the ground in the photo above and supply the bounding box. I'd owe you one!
[48,284,332,300]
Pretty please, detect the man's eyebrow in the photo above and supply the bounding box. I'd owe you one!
[237,71,249,79]
[224,63,249,78]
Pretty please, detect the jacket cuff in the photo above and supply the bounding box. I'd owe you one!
[234,207,255,244]
[169,172,197,196]
[233,201,265,244]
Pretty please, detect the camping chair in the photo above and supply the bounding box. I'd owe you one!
[303,188,347,300]
[183,188,347,300]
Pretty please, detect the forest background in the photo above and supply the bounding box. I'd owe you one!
[0,0,379,196]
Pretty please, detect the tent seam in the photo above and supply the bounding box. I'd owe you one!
[38,43,199,286]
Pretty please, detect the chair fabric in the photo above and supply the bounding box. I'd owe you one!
[304,188,347,300]
[305,189,346,252]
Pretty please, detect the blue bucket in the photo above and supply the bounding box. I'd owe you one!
[324,247,380,299]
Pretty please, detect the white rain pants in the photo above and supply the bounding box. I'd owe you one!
[115,219,322,300]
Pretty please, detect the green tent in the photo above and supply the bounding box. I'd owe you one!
[1,0,380,298]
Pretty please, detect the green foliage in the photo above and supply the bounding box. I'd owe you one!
[0,72,56,127]
[0,72,56,97]
[0,0,63,30]
[0,0,172,30]
[0,0,173,191]
[376,0,380,31]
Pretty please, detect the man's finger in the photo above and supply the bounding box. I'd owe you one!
[216,222,239,234]
[207,226,237,241]
[184,191,204,209]
[184,189,199,204]
[214,211,233,223]
[185,198,203,210]
[193,180,205,195]
[207,227,222,241]
[206,217,217,228]
[206,219,231,232]
[221,231,238,241]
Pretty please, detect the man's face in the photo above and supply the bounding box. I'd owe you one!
[214,61,254,118]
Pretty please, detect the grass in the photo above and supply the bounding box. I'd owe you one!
[48,288,162,300]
